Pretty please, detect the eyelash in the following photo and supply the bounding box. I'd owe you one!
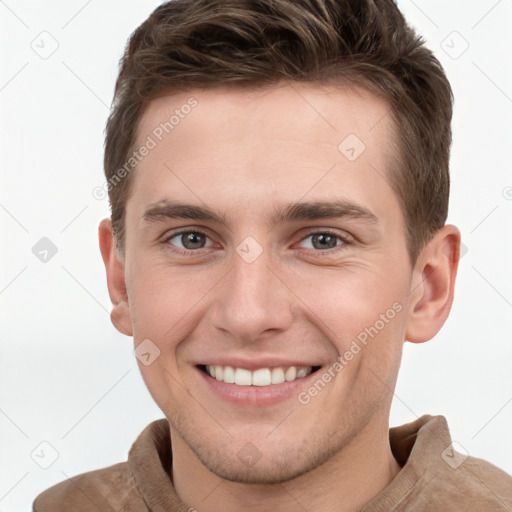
[162,228,353,256]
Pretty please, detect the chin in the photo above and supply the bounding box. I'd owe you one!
[185,431,345,485]
[199,451,319,485]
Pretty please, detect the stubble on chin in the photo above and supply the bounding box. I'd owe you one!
[168,408,374,485]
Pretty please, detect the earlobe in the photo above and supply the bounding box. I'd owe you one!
[98,218,133,336]
[405,225,461,344]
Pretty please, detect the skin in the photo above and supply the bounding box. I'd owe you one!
[99,82,460,512]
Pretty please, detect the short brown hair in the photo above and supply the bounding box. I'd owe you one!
[104,0,453,263]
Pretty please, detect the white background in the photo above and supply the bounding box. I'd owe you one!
[1,1,511,510]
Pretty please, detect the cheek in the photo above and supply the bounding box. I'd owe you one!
[290,264,407,337]
[126,265,210,410]
[291,264,408,394]
[127,262,223,345]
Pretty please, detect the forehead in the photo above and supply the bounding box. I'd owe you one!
[136,82,393,152]
[129,82,400,225]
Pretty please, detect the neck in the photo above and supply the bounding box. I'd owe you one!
[171,414,401,512]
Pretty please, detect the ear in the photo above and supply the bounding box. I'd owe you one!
[405,224,461,343]
[98,218,133,336]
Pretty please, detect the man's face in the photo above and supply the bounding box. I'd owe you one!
[121,83,414,482]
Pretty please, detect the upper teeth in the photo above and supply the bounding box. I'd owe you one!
[205,365,312,386]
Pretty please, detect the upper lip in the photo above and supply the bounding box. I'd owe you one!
[197,357,324,371]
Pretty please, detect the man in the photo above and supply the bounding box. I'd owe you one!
[33,0,512,510]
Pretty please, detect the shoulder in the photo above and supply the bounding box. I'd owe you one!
[384,415,512,511]
[434,453,512,510]
[32,418,173,512]
[424,417,512,509]
[32,461,148,512]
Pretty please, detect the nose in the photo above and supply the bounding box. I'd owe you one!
[208,243,294,344]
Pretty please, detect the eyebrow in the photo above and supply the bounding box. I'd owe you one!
[270,200,378,225]
[143,201,227,224]
[142,199,378,226]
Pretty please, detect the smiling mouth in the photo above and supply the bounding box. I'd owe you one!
[198,365,322,386]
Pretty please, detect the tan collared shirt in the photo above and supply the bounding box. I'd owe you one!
[33,415,512,511]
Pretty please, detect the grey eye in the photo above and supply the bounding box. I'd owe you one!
[168,231,212,250]
[301,233,342,250]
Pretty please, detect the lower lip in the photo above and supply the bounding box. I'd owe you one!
[196,366,321,407]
